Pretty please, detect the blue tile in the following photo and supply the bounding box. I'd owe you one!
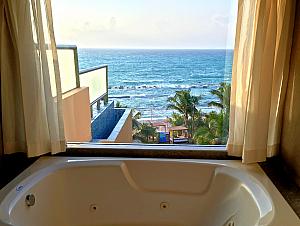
[91,102,125,139]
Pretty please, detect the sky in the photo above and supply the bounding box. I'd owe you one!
[52,0,238,49]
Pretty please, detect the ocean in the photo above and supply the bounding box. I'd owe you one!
[78,49,233,120]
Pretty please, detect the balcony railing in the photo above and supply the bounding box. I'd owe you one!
[55,45,108,118]
[53,45,131,143]
[79,65,108,118]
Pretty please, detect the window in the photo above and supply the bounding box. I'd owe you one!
[52,0,238,145]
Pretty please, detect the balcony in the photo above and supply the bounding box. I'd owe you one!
[91,102,132,143]
[55,45,132,143]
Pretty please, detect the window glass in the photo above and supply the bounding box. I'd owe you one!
[52,0,238,145]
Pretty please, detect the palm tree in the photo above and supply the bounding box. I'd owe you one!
[194,126,215,145]
[208,82,231,112]
[208,83,231,143]
[132,110,141,130]
[135,123,157,143]
[167,90,201,129]
[194,111,224,145]
[168,112,184,127]
[115,101,127,108]
[197,82,231,144]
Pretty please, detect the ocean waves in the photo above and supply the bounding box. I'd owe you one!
[110,93,170,99]
[108,83,213,90]
[78,48,233,119]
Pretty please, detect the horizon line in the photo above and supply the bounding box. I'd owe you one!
[74,46,234,50]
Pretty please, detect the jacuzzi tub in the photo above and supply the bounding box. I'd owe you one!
[0,157,299,226]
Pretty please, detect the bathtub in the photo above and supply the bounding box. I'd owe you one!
[0,157,299,226]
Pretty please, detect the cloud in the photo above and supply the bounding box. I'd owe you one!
[109,17,117,30]
[69,17,118,35]
[52,0,237,49]
[211,14,230,27]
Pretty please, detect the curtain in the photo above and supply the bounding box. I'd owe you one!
[228,0,296,163]
[0,0,65,157]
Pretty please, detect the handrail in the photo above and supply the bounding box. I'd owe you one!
[56,44,77,50]
[79,65,108,75]
[79,64,109,118]
[91,93,107,106]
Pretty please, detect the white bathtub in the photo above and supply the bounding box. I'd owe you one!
[0,157,299,226]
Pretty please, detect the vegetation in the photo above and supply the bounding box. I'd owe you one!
[133,122,157,143]
[168,83,231,145]
[208,82,231,112]
[132,110,142,131]
[167,90,201,136]
[167,112,184,127]
[115,101,127,108]
[115,100,158,143]
[118,82,231,145]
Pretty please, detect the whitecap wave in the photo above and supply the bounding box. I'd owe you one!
[109,83,215,90]
[110,93,170,99]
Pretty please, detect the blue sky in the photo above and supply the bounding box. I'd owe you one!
[52,0,238,49]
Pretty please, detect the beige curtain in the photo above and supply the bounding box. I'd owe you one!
[228,0,296,163]
[0,0,65,157]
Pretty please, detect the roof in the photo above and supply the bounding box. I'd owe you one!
[169,126,188,131]
[152,122,167,127]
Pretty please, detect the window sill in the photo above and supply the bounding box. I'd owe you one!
[63,143,235,160]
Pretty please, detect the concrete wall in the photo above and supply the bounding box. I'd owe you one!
[103,109,133,143]
[281,1,300,186]
[115,109,132,143]
[62,87,92,142]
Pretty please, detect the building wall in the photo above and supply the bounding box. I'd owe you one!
[281,1,300,186]
[62,87,92,142]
